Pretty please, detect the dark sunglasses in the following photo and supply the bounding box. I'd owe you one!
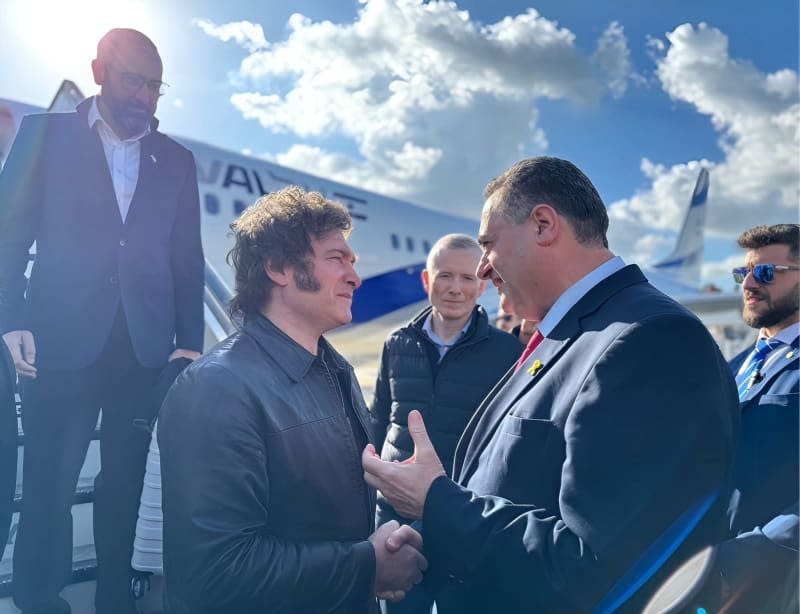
[732,263,800,284]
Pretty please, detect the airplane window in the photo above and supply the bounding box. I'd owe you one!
[391,234,400,250]
[406,237,415,252]
[234,199,248,215]
[204,193,220,215]
[422,240,431,253]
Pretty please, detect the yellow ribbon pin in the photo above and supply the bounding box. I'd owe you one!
[527,359,543,376]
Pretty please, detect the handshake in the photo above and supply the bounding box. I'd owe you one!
[369,520,427,603]
[364,410,448,602]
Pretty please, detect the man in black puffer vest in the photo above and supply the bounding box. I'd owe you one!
[370,233,522,614]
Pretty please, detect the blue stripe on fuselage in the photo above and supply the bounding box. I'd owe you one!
[351,262,426,323]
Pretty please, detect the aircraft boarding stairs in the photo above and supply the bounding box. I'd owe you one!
[0,261,234,613]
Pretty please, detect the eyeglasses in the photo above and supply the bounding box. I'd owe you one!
[110,65,168,97]
[732,263,800,284]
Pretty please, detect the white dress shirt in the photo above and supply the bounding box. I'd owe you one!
[87,97,150,222]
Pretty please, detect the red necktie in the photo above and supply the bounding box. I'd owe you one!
[514,330,544,373]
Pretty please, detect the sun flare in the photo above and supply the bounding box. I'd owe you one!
[12,0,156,79]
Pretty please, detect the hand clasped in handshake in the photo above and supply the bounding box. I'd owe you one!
[364,411,448,602]
[369,520,427,602]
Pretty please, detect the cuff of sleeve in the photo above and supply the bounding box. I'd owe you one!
[761,514,799,550]
[422,476,465,573]
[175,338,204,353]
[353,539,377,605]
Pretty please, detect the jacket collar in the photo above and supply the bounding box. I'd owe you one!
[76,96,160,133]
[409,305,489,344]
[740,335,799,404]
[243,313,348,383]
[501,264,647,409]
[548,264,647,341]
[455,264,649,482]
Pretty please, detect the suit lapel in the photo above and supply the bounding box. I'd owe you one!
[78,122,123,229]
[456,334,572,483]
[126,132,160,227]
[741,337,799,405]
[453,367,513,480]
[454,264,648,485]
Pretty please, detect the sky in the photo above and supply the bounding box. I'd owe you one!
[0,0,797,291]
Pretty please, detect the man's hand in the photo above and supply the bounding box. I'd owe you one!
[370,520,427,602]
[363,410,446,520]
[168,348,201,362]
[375,523,425,601]
[2,330,36,378]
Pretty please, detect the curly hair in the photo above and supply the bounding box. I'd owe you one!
[738,224,799,261]
[226,186,352,318]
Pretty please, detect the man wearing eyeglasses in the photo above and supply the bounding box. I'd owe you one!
[0,28,203,614]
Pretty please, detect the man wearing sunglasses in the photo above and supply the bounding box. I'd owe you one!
[730,224,799,535]
[0,28,203,614]
[719,224,798,611]
[650,224,799,613]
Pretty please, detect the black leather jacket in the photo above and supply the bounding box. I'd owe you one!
[159,314,378,614]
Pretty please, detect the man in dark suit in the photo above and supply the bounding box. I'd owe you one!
[0,341,15,550]
[702,224,799,612]
[728,224,798,535]
[0,28,204,614]
[363,157,739,612]
[644,224,799,614]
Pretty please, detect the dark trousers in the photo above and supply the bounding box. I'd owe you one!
[13,310,159,613]
[0,342,16,548]
[376,505,434,614]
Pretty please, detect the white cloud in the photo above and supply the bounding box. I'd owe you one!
[608,158,713,265]
[193,18,268,52]
[275,142,442,196]
[702,253,745,286]
[593,21,633,98]
[172,97,184,109]
[195,1,631,212]
[608,23,799,282]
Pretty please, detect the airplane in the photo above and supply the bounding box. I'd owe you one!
[0,80,744,614]
[640,168,742,321]
[1,81,741,331]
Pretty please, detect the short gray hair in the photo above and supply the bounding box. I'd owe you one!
[426,233,481,271]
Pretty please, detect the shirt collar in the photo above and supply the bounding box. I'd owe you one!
[762,321,800,346]
[87,96,150,144]
[422,311,472,349]
[538,256,626,337]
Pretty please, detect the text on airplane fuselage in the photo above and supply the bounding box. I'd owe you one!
[197,158,368,221]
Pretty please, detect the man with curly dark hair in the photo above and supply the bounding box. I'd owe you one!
[158,186,427,614]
